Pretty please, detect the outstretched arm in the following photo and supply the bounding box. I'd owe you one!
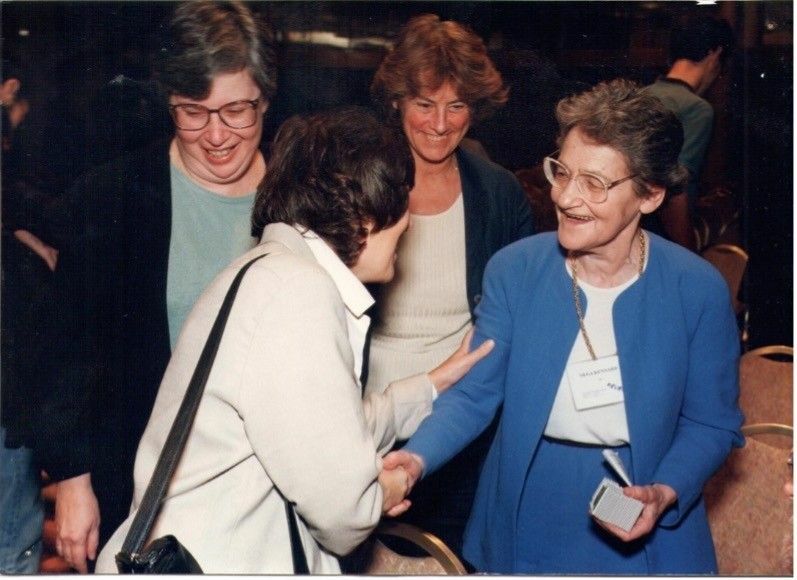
[362,328,495,454]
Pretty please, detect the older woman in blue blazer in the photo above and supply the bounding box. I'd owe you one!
[385,79,744,574]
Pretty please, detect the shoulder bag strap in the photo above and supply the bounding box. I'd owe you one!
[119,252,308,572]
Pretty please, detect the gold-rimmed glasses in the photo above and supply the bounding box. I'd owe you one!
[542,153,637,204]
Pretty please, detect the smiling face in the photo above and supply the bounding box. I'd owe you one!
[351,211,411,283]
[552,127,664,258]
[170,70,267,194]
[397,81,471,167]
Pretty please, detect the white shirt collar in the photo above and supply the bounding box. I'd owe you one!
[296,226,374,319]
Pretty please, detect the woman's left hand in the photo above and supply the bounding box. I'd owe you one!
[427,328,495,393]
[594,483,677,542]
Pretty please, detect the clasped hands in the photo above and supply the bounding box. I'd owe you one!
[378,450,426,517]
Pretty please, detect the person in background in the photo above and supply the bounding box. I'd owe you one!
[366,14,533,561]
[0,61,57,576]
[27,1,275,572]
[645,16,735,250]
[385,79,743,574]
[96,107,490,573]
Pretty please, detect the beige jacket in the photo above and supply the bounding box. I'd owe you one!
[96,223,433,573]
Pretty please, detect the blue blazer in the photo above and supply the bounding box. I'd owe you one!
[405,232,744,574]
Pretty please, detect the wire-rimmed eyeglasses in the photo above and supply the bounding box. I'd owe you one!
[169,98,261,131]
[542,153,637,204]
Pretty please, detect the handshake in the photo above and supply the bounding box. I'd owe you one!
[378,450,426,517]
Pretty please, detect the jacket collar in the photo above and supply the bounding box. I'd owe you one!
[260,222,374,318]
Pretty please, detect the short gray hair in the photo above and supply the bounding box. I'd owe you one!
[158,1,276,101]
[555,78,688,198]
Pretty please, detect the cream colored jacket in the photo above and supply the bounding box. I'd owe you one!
[96,223,433,573]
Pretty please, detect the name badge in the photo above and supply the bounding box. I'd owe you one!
[567,355,624,411]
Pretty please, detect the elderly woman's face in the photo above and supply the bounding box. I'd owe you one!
[170,70,267,191]
[551,127,662,255]
[397,81,471,166]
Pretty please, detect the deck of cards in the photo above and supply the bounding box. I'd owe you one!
[588,449,644,532]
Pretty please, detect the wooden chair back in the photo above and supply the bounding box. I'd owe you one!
[701,243,748,315]
[739,346,793,446]
[364,521,467,575]
[515,166,558,233]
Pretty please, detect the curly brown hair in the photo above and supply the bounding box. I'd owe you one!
[371,14,507,124]
[555,78,688,198]
[252,107,413,266]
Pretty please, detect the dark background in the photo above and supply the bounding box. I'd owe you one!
[1,1,792,347]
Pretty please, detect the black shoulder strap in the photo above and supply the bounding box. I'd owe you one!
[121,254,268,555]
[119,253,308,572]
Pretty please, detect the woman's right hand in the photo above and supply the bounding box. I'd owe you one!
[381,450,426,518]
[378,465,411,516]
[427,328,495,393]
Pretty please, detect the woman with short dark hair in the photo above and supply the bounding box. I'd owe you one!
[96,107,492,573]
[386,79,744,574]
[366,14,532,558]
[95,108,412,573]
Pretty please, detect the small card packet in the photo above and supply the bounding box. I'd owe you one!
[589,478,644,532]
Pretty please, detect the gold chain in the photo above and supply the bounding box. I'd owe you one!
[570,230,646,360]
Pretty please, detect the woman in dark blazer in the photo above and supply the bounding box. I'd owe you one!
[29,2,275,571]
[365,14,533,560]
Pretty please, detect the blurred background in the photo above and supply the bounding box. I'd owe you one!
[1,0,792,347]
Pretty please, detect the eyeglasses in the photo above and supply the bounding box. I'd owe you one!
[169,98,261,131]
[542,153,637,204]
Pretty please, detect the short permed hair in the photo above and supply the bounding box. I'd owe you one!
[555,79,688,199]
[252,107,413,266]
[157,0,276,101]
[371,14,508,124]
[670,16,735,64]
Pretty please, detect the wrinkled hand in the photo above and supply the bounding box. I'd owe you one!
[14,229,58,271]
[428,328,495,393]
[593,483,677,542]
[54,473,100,573]
[378,465,410,517]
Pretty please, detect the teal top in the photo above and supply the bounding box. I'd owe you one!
[166,165,257,347]
[646,78,714,202]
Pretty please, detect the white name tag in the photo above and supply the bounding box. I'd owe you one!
[567,355,624,410]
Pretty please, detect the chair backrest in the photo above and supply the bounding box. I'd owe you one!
[704,425,793,576]
[694,215,710,252]
[701,243,749,314]
[738,346,793,442]
[364,521,467,575]
[514,166,558,233]
[695,186,740,247]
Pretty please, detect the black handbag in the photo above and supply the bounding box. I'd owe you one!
[115,253,310,574]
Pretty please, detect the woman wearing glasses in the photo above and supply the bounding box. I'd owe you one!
[384,79,744,574]
[32,1,276,571]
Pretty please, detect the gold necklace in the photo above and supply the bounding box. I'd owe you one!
[570,230,646,361]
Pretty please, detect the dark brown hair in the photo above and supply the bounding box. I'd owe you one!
[252,107,413,266]
[158,0,276,101]
[555,79,688,198]
[371,14,508,123]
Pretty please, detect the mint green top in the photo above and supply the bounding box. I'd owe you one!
[166,165,257,348]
